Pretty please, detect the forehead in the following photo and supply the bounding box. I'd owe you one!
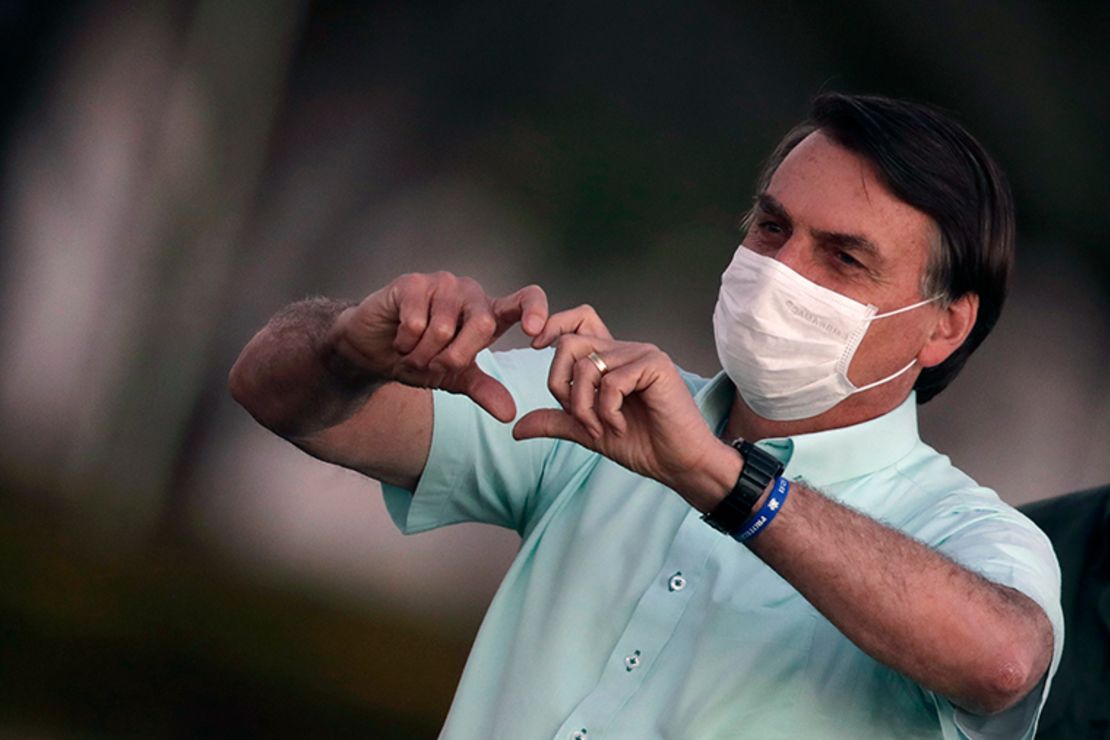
[765,131,937,280]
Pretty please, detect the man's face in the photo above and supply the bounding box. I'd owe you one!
[741,130,941,392]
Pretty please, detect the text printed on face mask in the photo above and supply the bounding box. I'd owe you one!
[784,299,849,340]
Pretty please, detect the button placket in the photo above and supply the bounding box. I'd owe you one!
[552,508,718,740]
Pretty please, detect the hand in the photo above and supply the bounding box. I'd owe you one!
[328,272,548,422]
[512,334,733,500]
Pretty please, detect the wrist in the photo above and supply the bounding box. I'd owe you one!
[748,478,776,510]
[701,439,785,537]
[674,440,744,514]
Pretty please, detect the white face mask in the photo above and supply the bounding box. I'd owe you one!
[712,246,938,421]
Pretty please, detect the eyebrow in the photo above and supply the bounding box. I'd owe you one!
[754,193,884,263]
[754,193,792,227]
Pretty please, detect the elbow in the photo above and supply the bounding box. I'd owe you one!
[955,594,1055,716]
[228,349,279,428]
[227,345,312,438]
[227,354,254,411]
[964,642,1051,716]
[974,659,1037,715]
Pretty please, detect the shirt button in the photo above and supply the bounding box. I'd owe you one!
[624,649,642,671]
[668,572,687,592]
[571,730,588,740]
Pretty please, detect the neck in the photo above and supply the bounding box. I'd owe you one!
[724,379,914,443]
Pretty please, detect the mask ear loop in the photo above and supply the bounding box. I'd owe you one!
[851,356,919,393]
[870,295,941,320]
[849,295,942,393]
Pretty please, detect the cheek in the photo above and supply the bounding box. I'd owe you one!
[845,316,931,384]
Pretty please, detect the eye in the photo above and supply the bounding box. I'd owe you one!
[834,250,862,268]
[757,220,786,236]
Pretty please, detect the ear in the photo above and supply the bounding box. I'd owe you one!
[918,293,978,368]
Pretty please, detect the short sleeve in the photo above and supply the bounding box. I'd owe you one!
[926,502,1065,739]
[381,347,595,536]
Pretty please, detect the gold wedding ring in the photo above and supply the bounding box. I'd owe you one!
[587,351,608,375]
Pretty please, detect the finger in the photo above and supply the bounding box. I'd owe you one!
[532,303,613,349]
[456,364,517,423]
[566,342,644,438]
[570,355,605,439]
[403,287,463,369]
[596,371,629,436]
[546,334,597,409]
[491,284,549,338]
[391,279,432,355]
[512,408,593,447]
[594,356,654,436]
[428,295,499,374]
[547,334,627,410]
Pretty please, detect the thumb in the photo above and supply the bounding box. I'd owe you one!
[513,408,592,446]
[456,365,517,423]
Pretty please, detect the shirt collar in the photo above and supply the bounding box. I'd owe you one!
[693,371,921,488]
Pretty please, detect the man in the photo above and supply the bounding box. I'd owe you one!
[230,93,1062,738]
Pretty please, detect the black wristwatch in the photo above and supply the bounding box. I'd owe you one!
[702,439,785,535]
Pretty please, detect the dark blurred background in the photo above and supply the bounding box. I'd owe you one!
[1,0,1107,736]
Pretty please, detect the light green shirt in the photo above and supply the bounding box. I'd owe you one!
[383,348,1063,739]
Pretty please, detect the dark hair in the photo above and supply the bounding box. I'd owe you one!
[749,93,1015,403]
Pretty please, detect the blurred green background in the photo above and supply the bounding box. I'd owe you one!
[1,0,1108,736]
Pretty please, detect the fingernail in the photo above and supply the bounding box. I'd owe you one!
[524,315,541,334]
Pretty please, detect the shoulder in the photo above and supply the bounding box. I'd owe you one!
[876,441,1054,560]
[1020,485,1110,545]
[1019,485,1110,600]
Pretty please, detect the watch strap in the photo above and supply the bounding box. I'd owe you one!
[702,440,785,535]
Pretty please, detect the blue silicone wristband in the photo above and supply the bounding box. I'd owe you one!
[732,476,790,543]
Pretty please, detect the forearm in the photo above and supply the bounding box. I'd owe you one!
[678,444,1053,715]
[231,275,551,490]
[229,297,382,439]
[747,483,1052,713]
